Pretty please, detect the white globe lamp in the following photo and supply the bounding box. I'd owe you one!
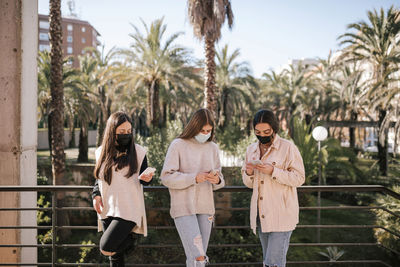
[312,126,328,142]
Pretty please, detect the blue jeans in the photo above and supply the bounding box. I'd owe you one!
[257,217,292,267]
[174,214,213,267]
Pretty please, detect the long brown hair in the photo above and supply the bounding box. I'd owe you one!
[94,111,138,185]
[178,108,215,141]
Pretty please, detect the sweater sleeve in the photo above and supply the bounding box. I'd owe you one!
[139,155,153,186]
[212,144,225,191]
[92,179,101,199]
[92,146,102,199]
[270,143,305,187]
[242,151,254,189]
[160,140,197,190]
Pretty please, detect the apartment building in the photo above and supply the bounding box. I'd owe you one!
[38,14,100,68]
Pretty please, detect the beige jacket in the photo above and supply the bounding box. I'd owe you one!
[242,135,305,234]
[96,144,148,236]
[160,138,225,218]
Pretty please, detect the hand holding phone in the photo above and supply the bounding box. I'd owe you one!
[206,170,220,184]
[249,159,263,166]
[139,167,156,182]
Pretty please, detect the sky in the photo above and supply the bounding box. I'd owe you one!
[38,0,400,78]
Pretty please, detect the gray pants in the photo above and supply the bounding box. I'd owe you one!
[174,214,213,267]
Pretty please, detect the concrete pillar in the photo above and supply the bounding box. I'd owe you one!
[0,0,38,265]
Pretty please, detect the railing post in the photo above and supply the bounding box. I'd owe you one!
[52,191,57,267]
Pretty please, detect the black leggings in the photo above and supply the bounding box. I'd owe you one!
[100,216,136,259]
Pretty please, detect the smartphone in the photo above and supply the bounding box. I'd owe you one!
[210,170,218,175]
[141,167,156,176]
[249,159,263,165]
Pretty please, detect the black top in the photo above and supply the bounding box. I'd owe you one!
[92,155,152,199]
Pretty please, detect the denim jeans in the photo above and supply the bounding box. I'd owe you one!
[257,217,292,267]
[174,214,213,267]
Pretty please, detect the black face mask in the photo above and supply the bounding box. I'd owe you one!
[116,134,132,149]
[256,134,273,144]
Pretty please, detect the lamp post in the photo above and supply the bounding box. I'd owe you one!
[312,126,328,243]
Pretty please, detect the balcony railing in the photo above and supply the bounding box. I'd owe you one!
[0,185,399,266]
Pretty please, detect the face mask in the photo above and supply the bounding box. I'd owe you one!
[256,134,273,144]
[116,134,132,147]
[194,132,211,143]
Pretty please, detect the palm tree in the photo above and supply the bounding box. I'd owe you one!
[48,0,70,240]
[38,51,80,150]
[332,63,367,149]
[338,6,400,175]
[187,0,234,115]
[49,0,65,185]
[215,44,255,129]
[84,46,119,146]
[74,53,98,162]
[120,18,198,128]
[263,61,315,136]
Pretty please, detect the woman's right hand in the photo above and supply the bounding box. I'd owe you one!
[93,195,103,214]
[196,172,208,184]
[245,163,255,176]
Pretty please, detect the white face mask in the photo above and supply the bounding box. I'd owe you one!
[194,132,211,143]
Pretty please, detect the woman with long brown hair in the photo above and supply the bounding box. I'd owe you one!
[160,108,225,267]
[92,111,154,266]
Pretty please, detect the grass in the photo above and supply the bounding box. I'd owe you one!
[37,147,97,165]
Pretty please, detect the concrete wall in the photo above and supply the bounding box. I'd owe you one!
[0,0,38,264]
[37,129,98,150]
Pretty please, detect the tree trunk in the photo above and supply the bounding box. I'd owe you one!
[204,36,217,116]
[147,80,160,127]
[68,115,75,148]
[96,111,104,147]
[378,109,388,176]
[49,0,65,183]
[47,112,52,158]
[78,122,89,163]
[49,0,69,240]
[349,111,357,149]
[161,101,167,127]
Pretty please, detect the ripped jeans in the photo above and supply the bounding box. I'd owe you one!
[174,214,213,267]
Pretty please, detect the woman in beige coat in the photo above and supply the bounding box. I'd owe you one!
[242,109,305,267]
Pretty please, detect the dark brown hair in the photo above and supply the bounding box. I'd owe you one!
[94,111,138,185]
[178,108,215,141]
[253,109,280,133]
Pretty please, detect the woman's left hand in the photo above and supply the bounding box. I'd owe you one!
[139,173,153,182]
[255,164,274,175]
[206,172,220,184]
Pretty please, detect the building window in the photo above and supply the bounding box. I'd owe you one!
[67,24,73,31]
[39,44,50,52]
[39,21,50,29]
[82,37,86,44]
[39,32,49,41]
[67,36,73,43]
[82,49,85,54]
[67,46,73,54]
[81,26,86,32]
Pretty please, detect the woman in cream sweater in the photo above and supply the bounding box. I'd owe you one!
[160,108,225,267]
[242,109,305,267]
[92,111,154,267]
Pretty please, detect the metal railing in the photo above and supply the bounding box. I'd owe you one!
[0,185,399,266]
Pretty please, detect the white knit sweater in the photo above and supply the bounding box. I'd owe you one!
[95,144,148,236]
[160,138,225,218]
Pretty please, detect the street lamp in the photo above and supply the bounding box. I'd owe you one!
[312,126,328,243]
